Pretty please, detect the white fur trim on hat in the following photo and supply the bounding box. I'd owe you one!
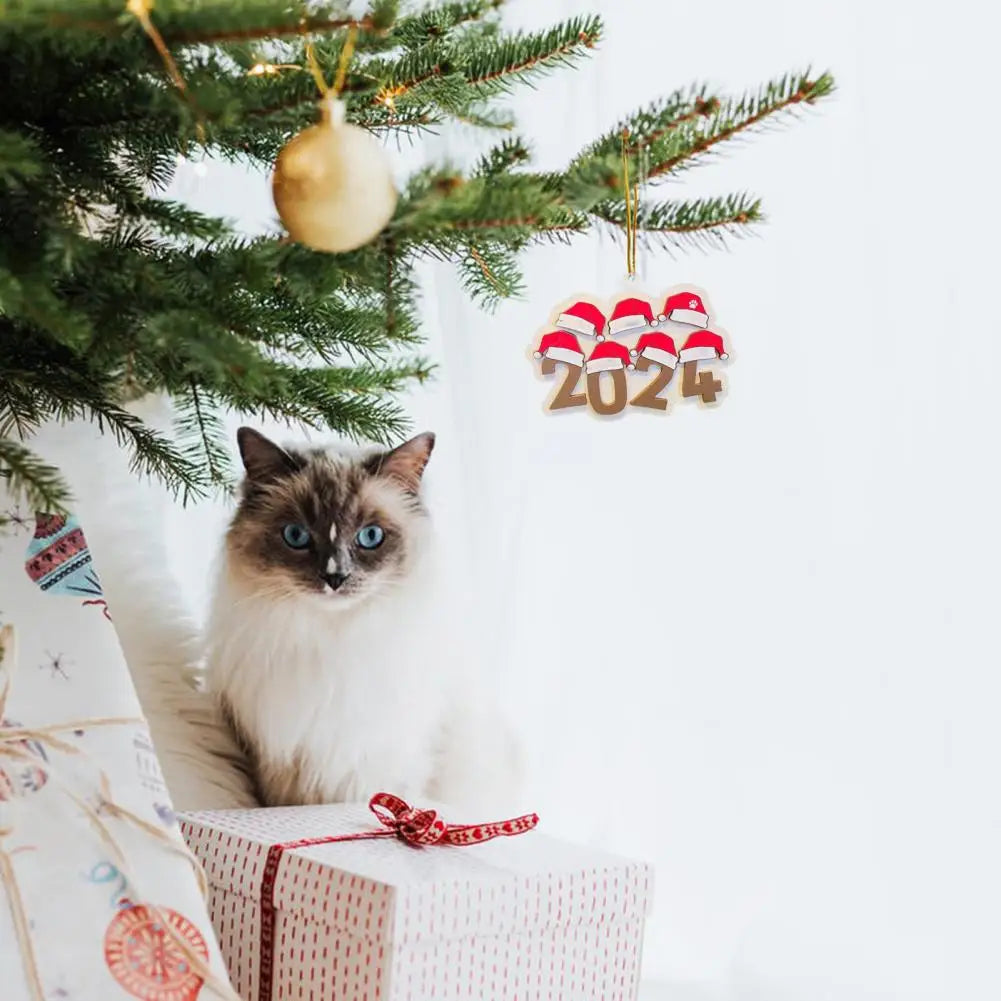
[556,312,599,338]
[542,347,585,367]
[607,313,649,336]
[679,345,727,363]
[669,308,709,328]
[586,357,632,374]
[641,346,679,369]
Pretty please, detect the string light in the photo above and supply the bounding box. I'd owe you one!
[247,62,301,77]
[125,0,205,143]
[375,84,407,112]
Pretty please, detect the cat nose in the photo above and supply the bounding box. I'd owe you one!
[325,571,350,591]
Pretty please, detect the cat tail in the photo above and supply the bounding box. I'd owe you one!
[427,685,526,816]
[29,394,259,810]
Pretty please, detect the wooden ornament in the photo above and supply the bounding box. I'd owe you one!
[533,287,729,415]
[272,96,397,253]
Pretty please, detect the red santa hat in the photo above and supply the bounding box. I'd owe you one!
[659,291,710,328]
[533,330,585,367]
[555,300,606,340]
[585,340,634,374]
[607,297,657,337]
[630,331,678,369]
[679,330,728,362]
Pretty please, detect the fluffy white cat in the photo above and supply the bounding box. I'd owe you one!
[203,428,521,813]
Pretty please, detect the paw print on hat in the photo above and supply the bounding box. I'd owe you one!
[659,291,710,327]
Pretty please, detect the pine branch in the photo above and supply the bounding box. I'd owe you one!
[175,382,231,489]
[392,1,503,47]
[0,2,833,505]
[581,87,720,159]
[0,130,45,186]
[463,14,601,92]
[596,193,763,235]
[474,137,531,176]
[0,440,71,514]
[459,242,524,310]
[647,72,835,180]
[168,16,376,46]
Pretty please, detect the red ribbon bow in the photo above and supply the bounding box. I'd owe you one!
[369,792,539,846]
[257,793,539,1001]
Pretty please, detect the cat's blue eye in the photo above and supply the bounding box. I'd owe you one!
[282,523,311,549]
[356,524,385,550]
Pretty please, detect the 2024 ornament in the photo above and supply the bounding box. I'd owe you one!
[531,288,730,415]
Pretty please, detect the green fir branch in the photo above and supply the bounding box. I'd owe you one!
[462,14,601,93]
[458,242,524,310]
[646,71,835,180]
[0,0,833,505]
[174,382,232,490]
[474,137,531,176]
[0,440,71,514]
[581,87,721,159]
[594,193,764,246]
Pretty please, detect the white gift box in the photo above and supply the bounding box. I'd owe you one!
[0,500,234,1001]
[180,801,652,1001]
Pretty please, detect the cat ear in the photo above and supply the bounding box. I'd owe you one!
[237,427,299,483]
[367,432,435,492]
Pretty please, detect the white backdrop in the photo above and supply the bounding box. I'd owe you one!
[62,1,1001,998]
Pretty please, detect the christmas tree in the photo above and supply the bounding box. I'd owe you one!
[0,1,833,511]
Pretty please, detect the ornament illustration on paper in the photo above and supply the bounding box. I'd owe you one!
[532,286,730,415]
[23,513,111,619]
[0,722,49,800]
[103,904,208,1001]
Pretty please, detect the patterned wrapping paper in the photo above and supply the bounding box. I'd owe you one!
[0,494,235,1001]
[180,802,653,1001]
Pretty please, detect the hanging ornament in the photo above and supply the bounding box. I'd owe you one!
[530,287,730,415]
[527,133,731,415]
[271,32,397,253]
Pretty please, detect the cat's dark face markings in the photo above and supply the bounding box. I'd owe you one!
[228,428,435,605]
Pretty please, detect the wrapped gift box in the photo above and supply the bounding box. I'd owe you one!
[0,500,235,1001]
[180,801,652,1001]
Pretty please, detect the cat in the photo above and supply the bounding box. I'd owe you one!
[204,427,521,812]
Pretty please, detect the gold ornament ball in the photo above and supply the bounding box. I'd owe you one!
[272,97,397,253]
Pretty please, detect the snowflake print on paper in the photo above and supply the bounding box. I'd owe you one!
[39,650,71,680]
[1,506,30,533]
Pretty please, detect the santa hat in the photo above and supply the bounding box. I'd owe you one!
[679,330,728,362]
[585,340,634,374]
[555,300,606,340]
[607,297,657,337]
[660,291,710,328]
[533,330,585,367]
[630,331,678,370]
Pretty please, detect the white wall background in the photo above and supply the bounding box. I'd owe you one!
[47,1,1001,998]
